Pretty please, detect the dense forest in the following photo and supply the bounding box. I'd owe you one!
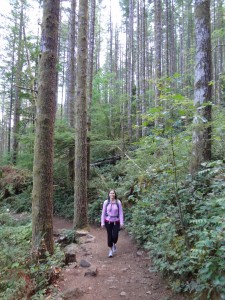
[0,0,225,299]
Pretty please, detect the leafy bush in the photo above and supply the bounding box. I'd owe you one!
[0,165,32,201]
[126,161,225,299]
[0,214,33,299]
[87,97,225,299]
[53,186,74,219]
[88,199,102,224]
[30,245,65,292]
[6,188,32,213]
[0,274,35,300]
[0,212,65,299]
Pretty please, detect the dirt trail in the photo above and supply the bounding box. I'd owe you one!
[53,217,186,300]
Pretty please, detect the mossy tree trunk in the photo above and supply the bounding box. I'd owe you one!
[127,0,134,141]
[32,0,60,255]
[87,0,96,180]
[191,0,212,174]
[154,0,162,126]
[67,0,77,184]
[74,0,88,229]
[12,1,24,164]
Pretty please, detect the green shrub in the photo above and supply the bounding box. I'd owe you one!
[0,214,33,298]
[0,165,32,201]
[88,199,102,224]
[126,161,225,299]
[53,186,74,219]
[30,244,65,292]
[0,212,65,299]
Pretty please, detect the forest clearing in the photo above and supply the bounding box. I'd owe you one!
[1,0,225,299]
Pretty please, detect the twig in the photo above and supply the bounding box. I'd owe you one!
[117,146,142,170]
[212,44,225,51]
[14,84,37,94]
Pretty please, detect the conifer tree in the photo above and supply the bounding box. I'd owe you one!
[192,0,212,173]
[74,0,88,229]
[32,0,60,255]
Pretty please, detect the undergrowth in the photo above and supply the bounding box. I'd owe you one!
[0,211,65,299]
[126,161,225,300]
[87,104,225,299]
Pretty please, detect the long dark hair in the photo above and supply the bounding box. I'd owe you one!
[107,190,117,201]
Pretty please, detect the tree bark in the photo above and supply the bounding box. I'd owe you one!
[192,0,212,173]
[12,1,24,164]
[32,0,60,255]
[154,0,162,100]
[87,0,96,180]
[74,0,88,229]
[8,27,16,157]
[127,0,134,141]
[140,0,147,136]
[136,0,142,140]
[67,0,77,183]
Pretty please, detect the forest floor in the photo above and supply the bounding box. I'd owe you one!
[52,216,188,300]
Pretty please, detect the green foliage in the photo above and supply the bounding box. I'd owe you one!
[0,213,33,299]
[0,217,31,267]
[0,212,65,299]
[212,107,225,159]
[0,275,35,300]
[10,187,32,213]
[17,126,35,171]
[87,91,225,299]
[30,245,65,291]
[91,70,124,157]
[88,198,102,224]
[54,120,75,154]
[53,186,74,219]
[126,161,225,299]
[0,165,32,201]
[90,138,123,162]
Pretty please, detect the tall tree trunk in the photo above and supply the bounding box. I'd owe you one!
[140,0,147,136]
[8,28,16,156]
[0,85,6,155]
[23,25,37,126]
[217,0,224,104]
[74,0,88,229]
[185,0,194,98]
[87,0,96,180]
[165,0,170,77]
[127,0,134,141]
[32,0,60,256]
[178,1,184,92]
[108,3,113,137]
[136,0,142,140]
[191,0,212,173]
[12,1,24,164]
[170,0,176,76]
[154,0,162,100]
[67,0,77,183]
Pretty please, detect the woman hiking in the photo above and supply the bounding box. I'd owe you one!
[101,189,124,257]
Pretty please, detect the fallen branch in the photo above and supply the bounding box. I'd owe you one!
[91,155,121,167]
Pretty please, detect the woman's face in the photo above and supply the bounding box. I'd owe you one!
[109,190,116,199]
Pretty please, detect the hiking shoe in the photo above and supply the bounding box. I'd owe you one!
[112,244,117,254]
[108,249,113,257]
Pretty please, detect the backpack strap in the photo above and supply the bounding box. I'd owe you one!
[106,199,119,218]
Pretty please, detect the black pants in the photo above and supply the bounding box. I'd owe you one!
[105,221,120,247]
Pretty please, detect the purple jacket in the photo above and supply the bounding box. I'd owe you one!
[101,199,124,226]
